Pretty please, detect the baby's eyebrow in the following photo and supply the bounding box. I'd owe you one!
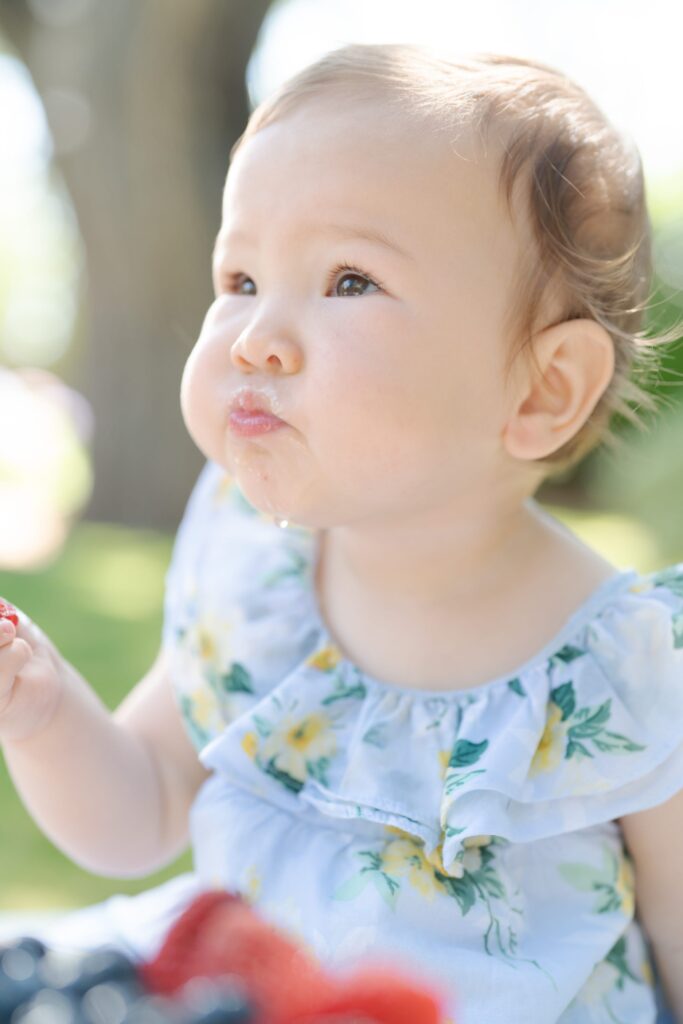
[213,223,415,263]
[315,223,415,262]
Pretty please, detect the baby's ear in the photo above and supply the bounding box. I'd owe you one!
[501,318,614,461]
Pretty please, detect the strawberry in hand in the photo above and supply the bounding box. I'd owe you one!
[0,600,19,628]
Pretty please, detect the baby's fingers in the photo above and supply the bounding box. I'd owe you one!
[0,599,19,628]
[0,634,34,713]
[0,619,16,647]
[0,599,46,655]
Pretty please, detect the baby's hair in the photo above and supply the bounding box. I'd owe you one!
[230,43,682,479]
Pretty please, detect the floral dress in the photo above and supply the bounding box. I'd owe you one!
[2,458,680,1024]
[157,459,683,1024]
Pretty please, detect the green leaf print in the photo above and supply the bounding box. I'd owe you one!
[558,846,631,915]
[231,488,261,517]
[550,682,576,721]
[262,757,304,794]
[179,694,211,750]
[306,756,331,788]
[333,871,374,902]
[444,769,487,796]
[373,871,401,909]
[552,644,586,665]
[552,687,645,762]
[362,722,390,748]
[437,872,478,915]
[605,936,642,989]
[444,739,489,794]
[557,862,607,893]
[672,610,683,650]
[260,549,308,587]
[321,679,368,705]
[592,731,647,754]
[477,848,506,901]
[334,834,555,986]
[565,738,592,760]
[449,738,489,768]
[508,677,526,697]
[219,662,254,695]
[652,567,683,600]
[252,714,272,738]
[570,701,612,736]
[333,849,400,910]
[435,853,554,983]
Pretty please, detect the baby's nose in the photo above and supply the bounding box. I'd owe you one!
[230,323,303,374]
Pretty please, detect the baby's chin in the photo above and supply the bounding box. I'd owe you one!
[225,461,334,530]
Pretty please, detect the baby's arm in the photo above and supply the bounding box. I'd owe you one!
[1,613,209,878]
[619,796,683,1023]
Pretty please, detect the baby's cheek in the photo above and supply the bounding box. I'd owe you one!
[179,347,225,462]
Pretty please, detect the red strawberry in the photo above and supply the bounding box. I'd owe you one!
[0,600,19,628]
[141,890,335,1024]
[295,966,448,1024]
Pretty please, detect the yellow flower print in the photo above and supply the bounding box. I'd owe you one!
[214,473,234,503]
[465,834,492,848]
[615,853,635,917]
[438,748,450,779]
[460,836,490,873]
[382,836,444,900]
[306,644,342,672]
[190,687,221,731]
[241,730,258,759]
[187,610,238,672]
[425,840,448,875]
[197,624,217,662]
[439,835,493,879]
[384,825,410,839]
[559,845,636,916]
[641,957,654,987]
[529,702,567,777]
[243,864,262,904]
[628,580,654,595]
[260,712,337,786]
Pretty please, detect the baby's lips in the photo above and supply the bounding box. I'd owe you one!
[0,600,19,628]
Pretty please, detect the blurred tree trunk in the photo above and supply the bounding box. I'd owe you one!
[0,0,272,529]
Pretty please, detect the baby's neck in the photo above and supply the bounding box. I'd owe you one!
[318,497,543,610]
[313,502,617,691]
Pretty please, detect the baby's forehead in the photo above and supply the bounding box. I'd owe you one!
[230,93,486,179]
[223,97,521,249]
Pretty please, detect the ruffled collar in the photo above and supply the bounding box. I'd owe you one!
[194,467,683,878]
[276,511,640,702]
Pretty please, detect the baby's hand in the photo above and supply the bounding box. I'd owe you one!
[0,599,65,743]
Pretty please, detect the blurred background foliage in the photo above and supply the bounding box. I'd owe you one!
[0,0,681,909]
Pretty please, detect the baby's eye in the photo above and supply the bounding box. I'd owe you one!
[327,263,382,298]
[219,273,256,296]
[217,265,383,298]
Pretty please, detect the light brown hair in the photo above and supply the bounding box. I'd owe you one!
[230,43,682,478]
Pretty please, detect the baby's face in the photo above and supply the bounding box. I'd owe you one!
[181,96,529,527]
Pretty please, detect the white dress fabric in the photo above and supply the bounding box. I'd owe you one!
[4,458,683,1024]
[163,460,683,1024]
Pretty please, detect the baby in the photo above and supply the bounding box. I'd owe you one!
[2,43,683,1024]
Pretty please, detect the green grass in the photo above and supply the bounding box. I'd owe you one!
[0,504,675,912]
